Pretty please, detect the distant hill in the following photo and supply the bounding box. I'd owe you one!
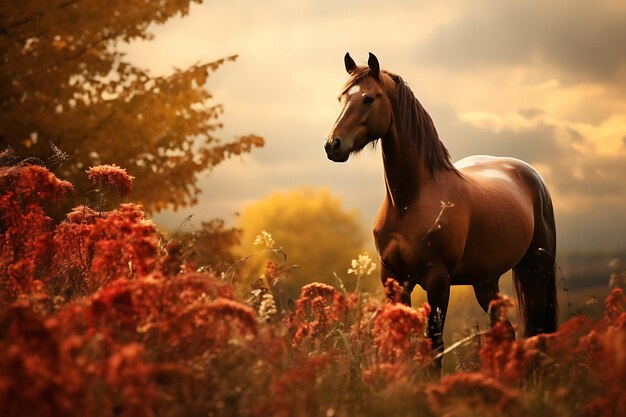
[557,250,626,320]
[559,250,626,290]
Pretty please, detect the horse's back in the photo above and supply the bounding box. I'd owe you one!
[455,155,541,209]
[455,155,549,204]
[456,154,539,177]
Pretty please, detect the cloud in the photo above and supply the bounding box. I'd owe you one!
[440,106,626,251]
[418,0,626,84]
[432,104,560,164]
[449,106,626,195]
[457,110,626,158]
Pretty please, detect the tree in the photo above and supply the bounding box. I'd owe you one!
[0,1,263,212]
[178,218,243,273]
[237,188,370,297]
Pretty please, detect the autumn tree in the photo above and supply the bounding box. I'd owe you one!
[237,188,371,297]
[0,1,263,212]
[176,218,242,273]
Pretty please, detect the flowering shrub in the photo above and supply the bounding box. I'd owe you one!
[1,165,74,301]
[479,295,540,385]
[289,282,352,348]
[427,373,522,417]
[86,164,134,198]
[374,301,431,364]
[0,161,623,417]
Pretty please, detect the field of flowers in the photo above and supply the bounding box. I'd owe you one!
[1,159,624,417]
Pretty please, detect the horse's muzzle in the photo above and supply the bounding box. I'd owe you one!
[324,138,349,162]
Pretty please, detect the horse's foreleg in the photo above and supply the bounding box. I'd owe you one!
[423,265,450,371]
[473,280,515,338]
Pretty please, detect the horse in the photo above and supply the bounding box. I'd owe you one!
[324,52,558,367]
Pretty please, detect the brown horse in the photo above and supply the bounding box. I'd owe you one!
[324,52,558,365]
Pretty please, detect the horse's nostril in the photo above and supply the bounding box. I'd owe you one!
[332,138,341,151]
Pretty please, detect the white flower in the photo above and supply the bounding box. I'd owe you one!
[258,292,278,322]
[347,253,376,277]
[253,230,275,249]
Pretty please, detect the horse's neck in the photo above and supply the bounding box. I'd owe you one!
[381,125,429,210]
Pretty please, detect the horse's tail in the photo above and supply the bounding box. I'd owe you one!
[544,260,559,334]
[513,161,559,337]
[512,258,558,337]
[511,268,528,335]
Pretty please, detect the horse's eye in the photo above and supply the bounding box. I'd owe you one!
[363,96,375,105]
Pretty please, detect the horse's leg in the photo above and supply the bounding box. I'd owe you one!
[423,265,450,370]
[473,279,514,337]
[513,249,558,336]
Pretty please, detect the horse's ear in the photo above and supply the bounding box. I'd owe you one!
[344,52,357,74]
[368,52,380,78]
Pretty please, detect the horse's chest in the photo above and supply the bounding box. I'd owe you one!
[374,202,464,284]
[374,224,428,283]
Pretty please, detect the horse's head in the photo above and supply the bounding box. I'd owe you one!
[324,52,394,162]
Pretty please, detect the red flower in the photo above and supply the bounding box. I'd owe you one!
[1,165,70,301]
[290,283,351,348]
[383,277,407,303]
[374,301,431,363]
[480,294,540,385]
[1,165,74,202]
[581,289,626,417]
[427,372,521,416]
[86,164,134,197]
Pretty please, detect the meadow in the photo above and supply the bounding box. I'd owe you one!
[1,160,624,417]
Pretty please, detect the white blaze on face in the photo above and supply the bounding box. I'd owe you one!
[347,84,361,97]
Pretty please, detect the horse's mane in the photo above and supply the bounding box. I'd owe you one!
[340,67,459,176]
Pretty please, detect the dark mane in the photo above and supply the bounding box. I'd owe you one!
[340,66,459,176]
[386,71,459,176]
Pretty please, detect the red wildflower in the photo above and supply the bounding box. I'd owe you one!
[0,165,74,203]
[0,165,69,300]
[290,283,349,348]
[487,293,514,323]
[299,282,336,300]
[259,354,334,417]
[87,204,160,286]
[480,295,541,385]
[361,362,413,393]
[374,301,431,363]
[64,205,99,224]
[104,343,158,417]
[384,277,407,303]
[581,289,626,417]
[427,372,521,417]
[87,164,134,197]
[153,294,257,357]
[207,297,257,335]
[6,259,35,295]
[604,288,625,323]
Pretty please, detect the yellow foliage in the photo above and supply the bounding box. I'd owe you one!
[237,188,368,297]
[0,2,263,212]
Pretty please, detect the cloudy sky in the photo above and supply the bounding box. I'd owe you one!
[123,0,626,252]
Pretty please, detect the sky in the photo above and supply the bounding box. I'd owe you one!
[122,0,626,252]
